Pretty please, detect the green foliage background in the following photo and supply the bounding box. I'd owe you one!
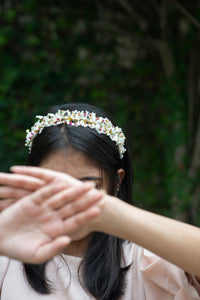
[1,0,200,223]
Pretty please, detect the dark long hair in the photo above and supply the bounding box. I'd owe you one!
[24,103,134,300]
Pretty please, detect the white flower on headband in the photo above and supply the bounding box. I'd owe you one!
[25,110,126,158]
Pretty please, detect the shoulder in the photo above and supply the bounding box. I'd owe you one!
[121,241,194,282]
[122,242,200,298]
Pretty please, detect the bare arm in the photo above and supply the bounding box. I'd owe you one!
[94,195,200,280]
[5,166,200,278]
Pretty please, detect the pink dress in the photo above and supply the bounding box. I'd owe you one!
[0,242,200,299]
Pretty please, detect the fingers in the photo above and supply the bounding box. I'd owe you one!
[27,182,66,205]
[0,199,16,211]
[0,186,30,200]
[59,189,104,219]
[63,206,101,235]
[45,182,95,209]
[11,166,79,186]
[33,236,71,264]
[11,166,56,182]
[0,172,44,190]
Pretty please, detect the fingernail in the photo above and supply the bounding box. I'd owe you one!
[10,166,22,171]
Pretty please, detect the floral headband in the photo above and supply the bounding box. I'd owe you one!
[25,109,126,158]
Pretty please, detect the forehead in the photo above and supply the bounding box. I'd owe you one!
[40,150,101,178]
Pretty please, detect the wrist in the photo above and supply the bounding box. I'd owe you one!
[91,194,118,233]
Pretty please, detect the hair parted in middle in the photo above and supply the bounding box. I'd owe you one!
[24,102,134,300]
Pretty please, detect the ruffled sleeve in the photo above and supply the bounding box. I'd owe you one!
[140,248,200,299]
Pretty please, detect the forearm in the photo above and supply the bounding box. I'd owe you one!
[96,196,200,278]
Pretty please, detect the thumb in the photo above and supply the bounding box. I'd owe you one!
[33,236,71,264]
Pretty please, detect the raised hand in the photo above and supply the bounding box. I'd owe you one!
[0,166,83,211]
[0,165,89,211]
[0,172,44,211]
[0,177,103,264]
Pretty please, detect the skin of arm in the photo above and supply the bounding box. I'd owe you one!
[2,166,200,280]
[93,195,200,280]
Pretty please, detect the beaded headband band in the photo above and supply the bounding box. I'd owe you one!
[25,109,126,158]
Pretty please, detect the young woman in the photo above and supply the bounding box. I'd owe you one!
[0,102,200,300]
